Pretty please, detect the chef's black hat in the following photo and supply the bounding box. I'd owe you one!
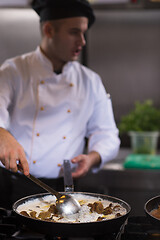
[31,0,95,28]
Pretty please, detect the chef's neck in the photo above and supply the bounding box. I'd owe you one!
[40,46,65,74]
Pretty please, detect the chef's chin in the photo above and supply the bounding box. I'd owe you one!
[70,55,79,62]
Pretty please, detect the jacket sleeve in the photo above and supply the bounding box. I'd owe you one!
[0,61,15,129]
[86,75,120,172]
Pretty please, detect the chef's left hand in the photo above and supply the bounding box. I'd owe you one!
[71,151,101,178]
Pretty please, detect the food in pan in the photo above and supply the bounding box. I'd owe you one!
[150,205,160,219]
[16,193,127,223]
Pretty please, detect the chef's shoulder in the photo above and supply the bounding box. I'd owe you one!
[72,61,106,95]
[0,50,35,72]
[72,61,102,83]
[0,50,38,88]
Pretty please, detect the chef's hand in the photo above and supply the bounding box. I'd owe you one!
[0,128,29,176]
[71,151,101,178]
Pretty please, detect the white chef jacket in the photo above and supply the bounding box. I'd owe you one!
[0,46,120,178]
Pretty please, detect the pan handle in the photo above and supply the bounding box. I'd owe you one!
[63,160,74,192]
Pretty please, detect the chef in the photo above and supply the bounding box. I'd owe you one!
[0,0,120,208]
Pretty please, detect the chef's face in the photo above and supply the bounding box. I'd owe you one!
[42,17,88,70]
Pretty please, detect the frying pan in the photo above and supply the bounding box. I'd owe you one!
[13,192,131,237]
[144,195,160,227]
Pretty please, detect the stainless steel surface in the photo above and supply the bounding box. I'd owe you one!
[27,174,80,215]
[55,194,80,215]
[17,165,80,216]
[63,160,74,192]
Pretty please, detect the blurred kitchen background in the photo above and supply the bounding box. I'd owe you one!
[0,0,160,136]
[0,0,160,216]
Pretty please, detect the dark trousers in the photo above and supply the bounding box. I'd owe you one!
[0,167,65,209]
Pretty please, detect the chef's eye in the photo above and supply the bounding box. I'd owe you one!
[69,30,79,35]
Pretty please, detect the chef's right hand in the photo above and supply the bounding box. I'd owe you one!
[0,127,29,176]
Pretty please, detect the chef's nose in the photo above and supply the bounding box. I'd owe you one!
[79,33,86,47]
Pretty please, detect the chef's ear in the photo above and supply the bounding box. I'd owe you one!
[42,21,54,38]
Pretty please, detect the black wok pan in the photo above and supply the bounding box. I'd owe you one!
[13,192,131,237]
[144,195,160,227]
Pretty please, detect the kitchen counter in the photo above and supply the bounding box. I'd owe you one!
[76,148,160,216]
[102,148,131,171]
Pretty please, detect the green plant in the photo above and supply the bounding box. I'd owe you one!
[118,100,160,133]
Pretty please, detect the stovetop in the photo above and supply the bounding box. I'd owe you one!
[0,208,160,240]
